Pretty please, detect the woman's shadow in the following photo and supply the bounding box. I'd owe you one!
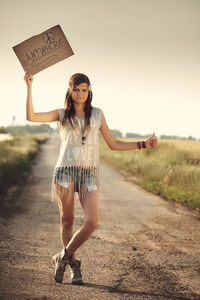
[63,281,192,300]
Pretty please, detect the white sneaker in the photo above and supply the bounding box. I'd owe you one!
[52,248,70,283]
[69,259,83,285]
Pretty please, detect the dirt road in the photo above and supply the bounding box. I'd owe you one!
[0,135,200,300]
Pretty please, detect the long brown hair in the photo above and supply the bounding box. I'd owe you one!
[62,73,93,133]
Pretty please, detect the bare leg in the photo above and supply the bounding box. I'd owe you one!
[65,188,98,258]
[55,183,76,260]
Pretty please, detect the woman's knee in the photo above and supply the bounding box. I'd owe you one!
[84,218,98,232]
[60,214,74,227]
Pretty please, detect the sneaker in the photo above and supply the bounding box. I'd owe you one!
[69,259,83,285]
[52,248,70,283]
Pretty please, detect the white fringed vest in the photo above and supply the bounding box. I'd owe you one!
[51,106,102,201]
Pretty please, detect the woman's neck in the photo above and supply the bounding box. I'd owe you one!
[74,103,85,117]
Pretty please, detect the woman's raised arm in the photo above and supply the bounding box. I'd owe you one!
[24,72,59,123]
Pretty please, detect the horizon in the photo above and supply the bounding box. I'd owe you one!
[1,122,198,140]
[1,0,200,139]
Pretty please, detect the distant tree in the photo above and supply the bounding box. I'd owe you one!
[160,134,196,140]
[160,135,178,140]
[0,126,7,133]
[187,135,196,141]
[125,132,150,138]
[5,124,53,134]
[111,129,122,137]
[5,126,24,134]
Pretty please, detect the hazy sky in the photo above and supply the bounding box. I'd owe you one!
[1,0,200,138]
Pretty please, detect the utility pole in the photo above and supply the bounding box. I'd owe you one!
[12,116,16,126]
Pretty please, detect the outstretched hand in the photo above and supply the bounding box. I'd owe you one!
[24,72,33,88]
[145,133,157,149]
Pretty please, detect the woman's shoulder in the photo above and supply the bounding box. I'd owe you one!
[92,106,102,115]
[91,106,102,127]
[58,108,65,122]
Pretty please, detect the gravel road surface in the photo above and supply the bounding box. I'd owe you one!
[0,135,200,300]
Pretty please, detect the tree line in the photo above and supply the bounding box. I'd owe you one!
[0,125,197,140]
[112,131,197,141]
[0,124,53,134]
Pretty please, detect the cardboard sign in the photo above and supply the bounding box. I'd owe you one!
[13,25,74,74]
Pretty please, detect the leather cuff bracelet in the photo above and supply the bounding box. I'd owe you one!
[142,141,146,148]
[137,141,146,150]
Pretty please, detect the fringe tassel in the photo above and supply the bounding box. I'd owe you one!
[51,165,98,202]
[51,168,56,202]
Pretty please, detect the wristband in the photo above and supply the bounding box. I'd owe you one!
[142,141,146,148]
[137,141,141,150]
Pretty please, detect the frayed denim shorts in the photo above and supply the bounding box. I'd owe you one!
[54,166,98,193]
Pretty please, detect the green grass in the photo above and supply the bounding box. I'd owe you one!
[0,133,49,198]
[99,137,200,210]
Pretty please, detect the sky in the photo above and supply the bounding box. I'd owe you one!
[0,0,200,138]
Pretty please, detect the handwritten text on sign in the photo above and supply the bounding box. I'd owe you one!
[13,25,74,75]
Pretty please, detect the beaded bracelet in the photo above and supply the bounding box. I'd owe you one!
[137,141,146,150]
[137,141,141,149]
[142,141,146,148]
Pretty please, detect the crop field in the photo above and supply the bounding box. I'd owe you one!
[99,137,200,210]
[0,133,49,198]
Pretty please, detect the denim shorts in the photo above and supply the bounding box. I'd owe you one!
[54,166,98,193]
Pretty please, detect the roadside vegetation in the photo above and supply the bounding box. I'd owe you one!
[0,133,49,198]
[100,137,200,210]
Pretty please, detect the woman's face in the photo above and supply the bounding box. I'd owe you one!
[71,83,89,104]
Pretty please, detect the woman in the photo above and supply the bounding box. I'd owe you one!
[24,71,157,285]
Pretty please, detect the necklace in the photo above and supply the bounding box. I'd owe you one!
[81,136,86,145]
[79,119,86,145]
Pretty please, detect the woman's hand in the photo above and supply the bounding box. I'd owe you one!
[24,72,33,88]
[145,133,157,149]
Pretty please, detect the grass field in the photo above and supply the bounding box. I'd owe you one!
[99,137,200,210]
[0,133,13,142]
[0,133,49,198]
